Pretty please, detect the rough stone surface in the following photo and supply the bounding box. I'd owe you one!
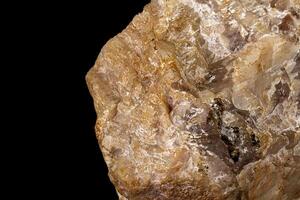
[86,0,300,199]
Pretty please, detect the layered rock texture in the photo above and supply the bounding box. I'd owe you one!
[86,0,300,199]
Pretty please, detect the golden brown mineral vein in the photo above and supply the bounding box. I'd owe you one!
[86,0,300,199]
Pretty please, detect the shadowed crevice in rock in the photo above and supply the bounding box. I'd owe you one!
[188,98,262,173]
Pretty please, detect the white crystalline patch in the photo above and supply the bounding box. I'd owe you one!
[214,172,228,183]
[228,19,239,29]
[180,0,231,61]
[202,32,231,60]
[222,111,237,124]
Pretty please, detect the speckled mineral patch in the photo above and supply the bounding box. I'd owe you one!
[86,0,300,199]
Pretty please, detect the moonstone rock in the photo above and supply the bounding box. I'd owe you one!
[86,0,300,199]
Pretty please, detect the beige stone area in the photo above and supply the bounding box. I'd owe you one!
[86,0,300,199]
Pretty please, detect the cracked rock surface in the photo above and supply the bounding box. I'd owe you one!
[86,0,300,199]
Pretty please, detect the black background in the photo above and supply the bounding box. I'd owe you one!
[70,0,149,200]
[10,0,153,199]
[57,0,151,199]
[7,0,152,199]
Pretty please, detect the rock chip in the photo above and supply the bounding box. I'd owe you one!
[86,0,300,199]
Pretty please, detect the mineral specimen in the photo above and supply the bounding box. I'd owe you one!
[86,0,300,199]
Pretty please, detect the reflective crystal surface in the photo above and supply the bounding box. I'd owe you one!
[86,0,300,199]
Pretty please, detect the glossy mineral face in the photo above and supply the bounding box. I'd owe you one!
[86,0,300,199]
